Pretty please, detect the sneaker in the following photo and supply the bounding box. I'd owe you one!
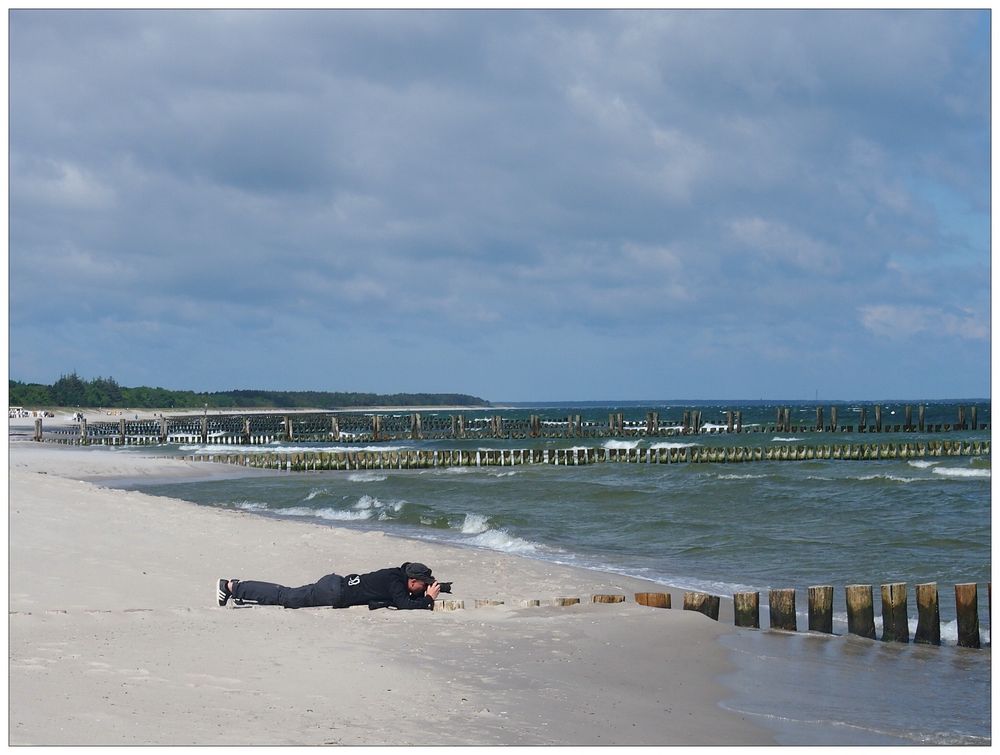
[217,578,232,607]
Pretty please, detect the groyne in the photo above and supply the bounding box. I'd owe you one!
[438,582,990,650]
[175,440,989,471]
[30,404,989,445]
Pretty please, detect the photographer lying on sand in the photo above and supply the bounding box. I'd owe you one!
[216,562,442,610]
[218,561,442,609]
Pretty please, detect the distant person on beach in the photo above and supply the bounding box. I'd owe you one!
[216,561,441,610]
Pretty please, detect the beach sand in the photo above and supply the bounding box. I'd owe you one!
[9,440,772,745]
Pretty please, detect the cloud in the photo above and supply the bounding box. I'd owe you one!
[859,304,988,341]
[7,9,990,399]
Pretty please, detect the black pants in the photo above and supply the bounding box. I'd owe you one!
[232,573,343,609]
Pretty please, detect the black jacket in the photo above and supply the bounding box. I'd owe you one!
[340,563,433,610]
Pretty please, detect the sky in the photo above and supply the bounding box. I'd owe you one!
[7,9,991,402]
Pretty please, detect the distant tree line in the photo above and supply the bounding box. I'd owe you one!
[8,373,490,410]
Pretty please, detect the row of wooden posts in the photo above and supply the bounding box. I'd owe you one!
[181,440,989,471]
[683,581,986,648]
[33,404,987,445]
[437,583,989,649]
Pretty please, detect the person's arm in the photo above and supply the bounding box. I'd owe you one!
[388,578,437,610]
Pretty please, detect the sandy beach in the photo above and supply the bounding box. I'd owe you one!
[9,440,772,746]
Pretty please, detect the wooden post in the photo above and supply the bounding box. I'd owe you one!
[518,599,541,607]
[683,592,720,621]
[957,406,966,429]
[845,584,876,639]
[914,582,941,645]
[971,405,978,430]
[874,404,882,432]
[816,407,823,431]
[904,405,912,431]
[859,407,867,432]
[119,418,127,444]
[201,416,209,443]
[160,417,169,442]
[433,599,464,611]
[769,588,797,631]
[411,413,422,440]
[733,591,760,628]
[635,592,670,608]
[33,418,42,442]
[736,410,743,433]
[552,597,580,607]
[474,599,504,608]
[808,586,834,633]
[592,594,626,604]
[727,411,734,433]
[830,406,838,431]
[881,583,909,643]
[955,583,980,648]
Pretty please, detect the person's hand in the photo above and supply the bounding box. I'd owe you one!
[425,582,442,600]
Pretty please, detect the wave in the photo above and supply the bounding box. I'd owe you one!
[304,488,333,501]
[347,472,388,483]
[772,436,804,442]
[933,467,991,479]
[649,441,701,449]
[908,460,939,469]
[460,513,491,534]
[717,473,767,480]
[176,443,410,454]
[855,474,923,484]
[235,501,372,521]
[603,439,641,450]
[465,528,540,555]
[353,494,405,514]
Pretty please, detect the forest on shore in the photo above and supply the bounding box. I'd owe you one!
[9,373,490,410]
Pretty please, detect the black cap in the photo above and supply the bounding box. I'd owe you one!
[404,562,434,584]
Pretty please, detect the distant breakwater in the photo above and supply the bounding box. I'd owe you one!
[30,404,989,445]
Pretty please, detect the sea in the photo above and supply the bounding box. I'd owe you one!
[114,400,991,745]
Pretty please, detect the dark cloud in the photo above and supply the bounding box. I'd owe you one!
[9,9,989,399]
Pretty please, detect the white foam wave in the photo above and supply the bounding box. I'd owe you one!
[717,473,767,480]
[176,443,410,455]
[353,494,405,513]
[347,472,388,483]
[772,436,804,442]
[649,441,701,449]
[460,513,491,534]
[603,439,641,450]
[466,528,539,555]
[304,488,331,501]
[933,467,991,479]
[856,474,922,484]
[908,460,939,469]
[488,470,519,478]
[238,502,373,521]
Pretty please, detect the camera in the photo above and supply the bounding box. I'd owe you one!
[436,581,453,594]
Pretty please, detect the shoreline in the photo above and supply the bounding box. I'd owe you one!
[9,440,771,745]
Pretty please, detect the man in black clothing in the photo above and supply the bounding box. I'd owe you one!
[216,562,441,610]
